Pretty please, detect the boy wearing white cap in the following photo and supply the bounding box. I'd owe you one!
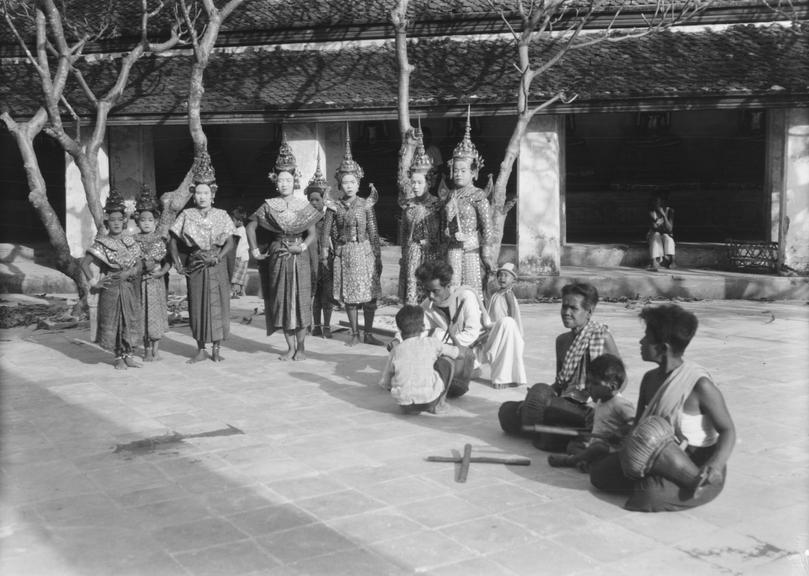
[478,261,527,388]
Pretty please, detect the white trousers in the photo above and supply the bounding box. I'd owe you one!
[649,232,675,259]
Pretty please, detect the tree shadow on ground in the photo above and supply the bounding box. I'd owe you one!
[0,371,412,576]
[23,329,111,367]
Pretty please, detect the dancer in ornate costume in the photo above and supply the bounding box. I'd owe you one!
[442,110,495,300]
[134,185,170,361]
[398,129,440,305]
[321,130,384,346]
[246,135,322,360]
[169,151,235,363]
[305,154,334,339]
[81,188,143,369]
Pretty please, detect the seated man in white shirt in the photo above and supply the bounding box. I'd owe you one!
[413,260,526,393]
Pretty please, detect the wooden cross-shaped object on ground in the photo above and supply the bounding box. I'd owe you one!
[426,443,531,483]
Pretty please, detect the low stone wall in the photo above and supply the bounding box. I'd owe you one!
[561,242,729,269]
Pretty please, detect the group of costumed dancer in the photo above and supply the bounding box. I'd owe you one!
[81,118,735,513]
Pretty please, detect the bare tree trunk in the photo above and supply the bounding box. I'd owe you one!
[159,0,249,235]
[2,111,89,303]
[392,0,418,201]
[157,169,194,238]
[490,115,528,265]
[156,44,212,236]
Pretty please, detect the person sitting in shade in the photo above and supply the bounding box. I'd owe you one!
[647,193,675,271]
[379,305,460,414]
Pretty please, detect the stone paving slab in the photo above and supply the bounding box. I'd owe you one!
[1,297,808,575]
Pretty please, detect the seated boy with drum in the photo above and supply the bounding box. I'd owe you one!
[548,354,634,472]
[590,304,736,512]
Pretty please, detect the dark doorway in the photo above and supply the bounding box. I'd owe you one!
[565,110,767,243]
[153,123,277,216]
[0,129,66,244]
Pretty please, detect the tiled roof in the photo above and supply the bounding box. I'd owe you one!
[1,24,806,119]
[0,0,794,49]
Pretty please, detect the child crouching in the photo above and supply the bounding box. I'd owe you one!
[379,305,460,414]
[548,354,634,471]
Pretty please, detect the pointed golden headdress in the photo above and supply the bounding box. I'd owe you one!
[190,149,219,195]
[410,128,433,176]
[305,150,329,196]
[135,183,160,214]
[334,124,364,182]
[450,106,484,172]
[104,187,127,214]
[269,132,301,188]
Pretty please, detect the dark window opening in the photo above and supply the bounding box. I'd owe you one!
[0,129,66,244]
[565,110,767,244]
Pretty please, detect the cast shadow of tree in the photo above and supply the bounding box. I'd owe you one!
[0,371,411,575]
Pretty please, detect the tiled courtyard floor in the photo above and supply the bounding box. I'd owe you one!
[1,297,807,575]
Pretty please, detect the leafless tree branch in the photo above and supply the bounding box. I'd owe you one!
[178,0,201,54]
[762,0,802,26]
[391,0,420,204]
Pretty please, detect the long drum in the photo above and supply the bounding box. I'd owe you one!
[619,415,707,494]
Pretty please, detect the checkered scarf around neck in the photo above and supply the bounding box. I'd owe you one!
[554,319,608,388]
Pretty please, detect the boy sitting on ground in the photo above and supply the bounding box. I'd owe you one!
[548,354,634,471]
[379,305,460,414]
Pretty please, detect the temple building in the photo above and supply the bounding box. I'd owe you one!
[1,0,808,274]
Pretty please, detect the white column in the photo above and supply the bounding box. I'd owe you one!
[65,139,109,257]
[518,115,562,275]
[323,122,346,193]
[285,123,326,198]
[767,110,786,244]
[783,109,809,274]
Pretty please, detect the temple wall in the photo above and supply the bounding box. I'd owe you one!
[767,110,786,244]
[518,115,562,275]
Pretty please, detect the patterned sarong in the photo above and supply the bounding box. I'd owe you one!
[231,257,248,287]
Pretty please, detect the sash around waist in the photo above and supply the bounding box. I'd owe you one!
[279,235,303,243]
[334,235,368,245]
[448,239,481,252]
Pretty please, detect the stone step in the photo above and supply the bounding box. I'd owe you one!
[562,242,729,269]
